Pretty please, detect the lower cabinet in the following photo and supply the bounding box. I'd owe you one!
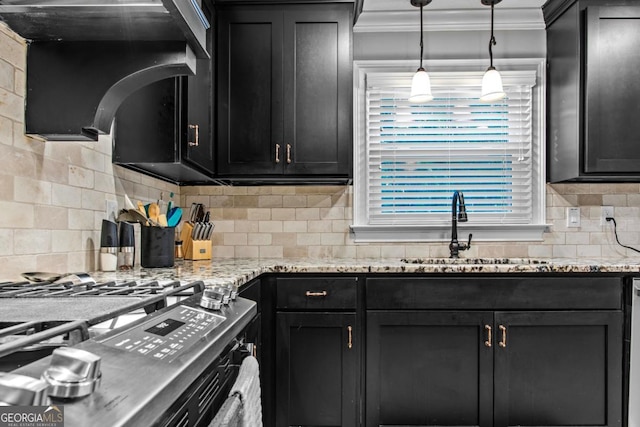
[366,311,493,426]
[493,311,622,427]
[365,276,624,427]
[269,275,626,427]
[275,277,359,427]
[276,312,358,427]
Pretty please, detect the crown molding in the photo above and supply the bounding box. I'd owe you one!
[353,8,544,32]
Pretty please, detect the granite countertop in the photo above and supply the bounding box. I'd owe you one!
[88,257,640,291]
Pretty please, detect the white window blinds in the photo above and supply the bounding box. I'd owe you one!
[365,71,537,226]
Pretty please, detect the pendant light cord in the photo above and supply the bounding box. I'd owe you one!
[419,4,424,69]
[488,3,496,68]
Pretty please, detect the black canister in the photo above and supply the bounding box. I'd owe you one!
[118,221,135,270]
[100,220,118,272]
[140,226,175,268]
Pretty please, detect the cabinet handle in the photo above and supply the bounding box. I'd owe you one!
[305,290,327,297]
[275,144,280,163]
[499,325,507,348]
[286,143,292,164]
[188,124,199,147]
[348,325,353,349]
[484,325,492,347]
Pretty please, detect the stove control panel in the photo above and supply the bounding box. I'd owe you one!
[100,305,226,363]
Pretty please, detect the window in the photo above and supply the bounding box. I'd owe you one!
[351,59,547,242]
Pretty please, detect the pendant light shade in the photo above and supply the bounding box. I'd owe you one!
[480,0,505,102]
[410,67,433,103]
[481,66,505,102]
[409,0,433,104]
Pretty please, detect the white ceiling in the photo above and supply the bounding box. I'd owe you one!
[355,0,547,32]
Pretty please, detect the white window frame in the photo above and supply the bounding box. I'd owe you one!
[350,58,548,243]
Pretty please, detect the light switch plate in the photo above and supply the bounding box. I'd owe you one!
[567,207,581,228]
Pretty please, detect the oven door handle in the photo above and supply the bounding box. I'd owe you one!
[0,320,89,358]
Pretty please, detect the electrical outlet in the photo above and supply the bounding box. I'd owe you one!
[105,199,118,222]
[600,205,614,226]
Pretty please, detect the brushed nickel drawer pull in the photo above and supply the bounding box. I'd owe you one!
[305,290,327,297]
[275,144,281,163]
[484,325,492,347]
[188,124,199,147]
[348,325,353,349]
[499,325,507,348]
[286,143,292,164]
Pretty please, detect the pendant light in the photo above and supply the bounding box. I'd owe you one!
[480,0,506,102]
[409,0,433,103]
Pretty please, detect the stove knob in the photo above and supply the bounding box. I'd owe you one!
[41,347,102,399]
[200,288,224,310]
[0,373,50,405]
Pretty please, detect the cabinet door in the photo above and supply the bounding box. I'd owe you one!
[184,0,214,174]
[585,6,640,174]
[493,311,623,427]
[366,311,493,427]
[217,8,284,175]
[276,312,357,427]
[114,78,180,165]
[282,5,352,176]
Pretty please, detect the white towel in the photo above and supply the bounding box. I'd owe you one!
[229,355,262,427]
[209,394,242,427]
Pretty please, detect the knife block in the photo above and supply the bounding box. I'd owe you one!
[180,223,212,261]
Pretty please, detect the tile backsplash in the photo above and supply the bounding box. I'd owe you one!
[181,184,640,261]
[0,25,179,279]
[1,25,639,280]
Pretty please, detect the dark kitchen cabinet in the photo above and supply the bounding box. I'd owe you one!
[113,2,215,185]
[544,0,640,182]
[217,3,352,183]
[366,276,624,427]
[275,277,359,427]
[493,311,622,427]
[366,311,493,426]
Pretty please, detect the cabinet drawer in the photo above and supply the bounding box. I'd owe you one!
[277,277,357,310]
[366,276,623,310]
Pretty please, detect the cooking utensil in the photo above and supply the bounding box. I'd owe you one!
[124,194,136,210]
[127,209,162,227]
[157,214,168,227]
[188,203,198,223]
[197,204,206,222]
[205,222,215,240]
[148,203,160,223]
[137,201,147,218]
[167,207,182,227]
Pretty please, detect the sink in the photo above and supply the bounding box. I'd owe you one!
[401,258,549,265]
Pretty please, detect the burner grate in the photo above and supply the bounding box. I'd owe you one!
[0,279,190,298]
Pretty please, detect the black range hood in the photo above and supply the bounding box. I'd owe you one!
[0,0,209,141]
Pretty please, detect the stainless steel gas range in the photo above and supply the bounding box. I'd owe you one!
[0,276,259,427]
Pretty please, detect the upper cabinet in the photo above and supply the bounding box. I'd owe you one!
[0,0,210,141]
[113,1,215,184]
[216,3,353,184]
[544,0,640,182]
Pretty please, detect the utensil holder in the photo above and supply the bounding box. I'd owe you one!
[140,226,175,268]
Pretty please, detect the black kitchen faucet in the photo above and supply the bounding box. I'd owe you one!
[449,190,472,258]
